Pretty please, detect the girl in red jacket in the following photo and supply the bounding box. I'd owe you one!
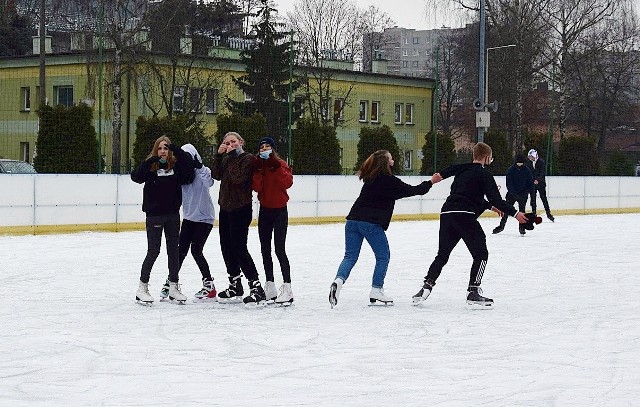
[252,137,294,305]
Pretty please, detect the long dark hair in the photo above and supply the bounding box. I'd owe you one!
[358,150,392,182]
[146,135,176,171]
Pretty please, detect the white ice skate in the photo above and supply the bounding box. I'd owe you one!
[264,281,278,304]
[193,279,217,303]
[274,283,294,306]
[412,280,435,306]
[329,278,343,309]
[136,281,154,305]
[168,281,187,304]
[369,287,394,306]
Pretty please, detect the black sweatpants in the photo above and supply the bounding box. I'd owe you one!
[178,219,214,281]
[498,192,527,229]
[218,203,259,282]
[425,212,489,288]
[140,212,180,284]
[258,206,291,283]
[530,184,552,215]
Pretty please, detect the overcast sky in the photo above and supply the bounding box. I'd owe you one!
[274,0,466,31]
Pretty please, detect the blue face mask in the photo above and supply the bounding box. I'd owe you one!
[259,150,272,159]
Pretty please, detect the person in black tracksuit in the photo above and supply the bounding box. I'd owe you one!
[493,153,534,235]
[131,135,194,304]
[412,142,528,307]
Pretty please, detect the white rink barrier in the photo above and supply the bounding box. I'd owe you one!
[1,174,639,234]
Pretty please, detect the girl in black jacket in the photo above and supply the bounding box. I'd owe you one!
[131,135,193,305]
[328,150,442,308]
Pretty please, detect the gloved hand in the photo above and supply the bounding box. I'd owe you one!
[168,143,179,152]
[193,156,203,169]
[145,155,161,164]
[522,213,542,230]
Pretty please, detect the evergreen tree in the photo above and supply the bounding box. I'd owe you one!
[558,136,599,175]
[35,104,99,173]
[0,5,31,57]
[354,125,401,173]
[214,113,269,157]
[420,132,456,174]
[227,0,301,151]
[291,118,342,175]
[483,130,511,176]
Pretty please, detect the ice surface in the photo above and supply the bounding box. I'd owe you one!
[1,214,639,406]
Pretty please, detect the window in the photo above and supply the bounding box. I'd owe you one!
[404,38,409,45]
[402,61,409,68]
[333,98,344,121]
[54,86,73,107]
[359,100,368,122]
[21,142,30,162]
[412,49,419,56]
[394,103,403,124]
[371,101,380,123]
[321,98,329,120]
[402,50,408,57]
[295,95,306,115]
[412,37,419,44]
[412,61,419,67]
[405,103,414,124]
[173,86,185,112]
[403,150,413,170]
[206,88,218,114]
[21,87,31,111]
[189,87,201,113]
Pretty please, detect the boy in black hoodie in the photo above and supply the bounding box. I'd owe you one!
[493,153,534,235]
[412,142,527,307]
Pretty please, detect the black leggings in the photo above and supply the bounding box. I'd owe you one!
[258,206,291,283]
[178,219,214,281]
[140,213,180,284]
[218,204,259,282]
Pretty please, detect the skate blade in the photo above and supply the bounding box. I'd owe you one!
[274,299,294,307]
[136,299,153,306]
[168,297,186,305]
[244,301,266,309]
[466,300,494,308]
[193,296,218,303]
[369,299,394,306]
[411,297,426,306]
[217,297,243,304]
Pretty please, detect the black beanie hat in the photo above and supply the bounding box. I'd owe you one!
[515,153,525,164]
[258,137,276,150]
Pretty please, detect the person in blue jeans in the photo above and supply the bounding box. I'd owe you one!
[329,150,442,308]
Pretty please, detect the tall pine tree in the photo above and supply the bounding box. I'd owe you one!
[227,0,301,158]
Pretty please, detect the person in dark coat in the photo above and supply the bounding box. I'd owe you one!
[493,153,534,235]
[412,142,528,307]
[526,149,555,222]
[328,150,442,308]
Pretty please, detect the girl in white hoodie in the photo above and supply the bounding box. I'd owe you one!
[160,143,217,301]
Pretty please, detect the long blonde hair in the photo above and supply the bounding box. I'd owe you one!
[358,150,392,182]
[146,135,176,171]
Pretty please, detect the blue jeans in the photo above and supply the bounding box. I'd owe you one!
[335,220,390,288]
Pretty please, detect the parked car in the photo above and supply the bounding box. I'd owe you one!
[0,159,37,174]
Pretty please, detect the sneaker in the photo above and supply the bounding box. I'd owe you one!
[136,281,154,304]
[329,278,343,309]
[218,275,244,303]
[194,278,217,301]
[492,225,504,234]
[275,283,294,305]
[264,281,278,302]
[369,287,393,305]
[159,279,170,299]
[243,280,266,304]
[466,286,493,307]
[168,281,187,303]
[547,213,555,222]
[412,279,435,305]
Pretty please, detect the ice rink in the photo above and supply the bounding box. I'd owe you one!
[1,213,639,406]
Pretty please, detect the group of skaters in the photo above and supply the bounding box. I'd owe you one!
[132,134,553,309]
[133,132,293,307]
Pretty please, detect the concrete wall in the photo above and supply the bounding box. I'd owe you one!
[1,174,639,234]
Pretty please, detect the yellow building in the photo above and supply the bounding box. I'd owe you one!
[0,49,435,174]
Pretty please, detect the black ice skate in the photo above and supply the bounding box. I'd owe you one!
[218,275,244,303]
[243,280,266,307]
[547,213,555,222]
[466,286,493,308]
[412,279,435,306]
[492,225,504,234]
[519,225,526,236]
[329,278,343,309]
